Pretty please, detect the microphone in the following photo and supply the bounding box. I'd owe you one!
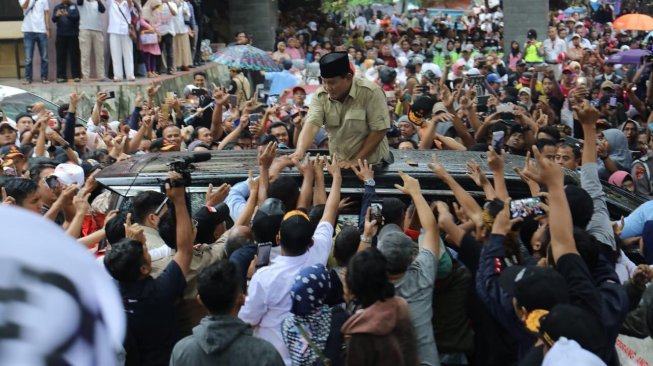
[183,152,211,164]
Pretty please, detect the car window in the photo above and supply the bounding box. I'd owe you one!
[0,92,87,126]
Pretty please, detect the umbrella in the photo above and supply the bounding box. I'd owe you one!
[563,6,587,16]
[607,49,652,65]
[613,14,653,31]
[211,45,282,72]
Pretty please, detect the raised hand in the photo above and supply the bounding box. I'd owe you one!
[325,154,342,178]
[394,170,421,196]
[523,145,564,188]
[257,141,277,169]
[205,183,231,207]
[124,212,146,244]
[351,158,374,183]
[427,153,447,177]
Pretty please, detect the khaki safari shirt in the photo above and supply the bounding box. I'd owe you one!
[305,77,391,165]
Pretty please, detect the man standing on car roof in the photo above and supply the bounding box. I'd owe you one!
[291,51,391,168]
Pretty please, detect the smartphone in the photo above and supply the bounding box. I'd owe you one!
[476,95,489,113]
[563,136,583,149]
[496,103,513,113]
[609,96,617,107]
[510,197,544,219]
[229,95,238,106]
[48,118,58,128]
[44,175,61,190]
[161,103,170,118]
[255,243,273,268]
[370,200,383,223]
[191,88,207,96]
[249,113,260,124]
[492,130,505,152]
[105,91,116,99]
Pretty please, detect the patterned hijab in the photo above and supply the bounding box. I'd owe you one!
[281,264,332,366]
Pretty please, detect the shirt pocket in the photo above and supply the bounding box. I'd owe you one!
[344,109,367,133]
[325,108,341,128]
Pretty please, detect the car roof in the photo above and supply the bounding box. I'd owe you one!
[96,150,645,218]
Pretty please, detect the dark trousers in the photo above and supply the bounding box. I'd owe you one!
[55,35,81,80]
[159,33,174,73]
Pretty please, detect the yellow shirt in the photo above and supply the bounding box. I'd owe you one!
[306,77,391,164]
[524,42,544,63]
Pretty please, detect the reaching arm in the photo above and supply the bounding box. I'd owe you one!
[320,156,342,226]
[312,156,327,205]
[353,130,387,161]
[234,172,259,227]
[487,147,509,200]
[395,172,440,257]
[295,154,315,210]
[169,174,193,277]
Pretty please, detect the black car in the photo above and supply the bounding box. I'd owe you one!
[95,150,645,221]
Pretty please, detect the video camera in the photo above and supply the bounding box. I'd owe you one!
[165,152,211,188]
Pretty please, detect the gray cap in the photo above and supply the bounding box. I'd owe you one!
[377,225,417,275]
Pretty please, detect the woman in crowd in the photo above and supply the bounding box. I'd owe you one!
[140,0,162,78]
[107,0,136,82]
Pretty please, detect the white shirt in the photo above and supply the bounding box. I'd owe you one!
[106,0,131,35]
[19,0,49,33]
[172,0,188,34]
[78,0,104,32]
[238,221,335,366]
[157,1,177,36]
[543,37,567,63]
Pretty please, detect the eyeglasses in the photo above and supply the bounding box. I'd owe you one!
[153,197,169,216]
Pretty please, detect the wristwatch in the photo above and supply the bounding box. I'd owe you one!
[364,178,375,187]
[360,235,373,244]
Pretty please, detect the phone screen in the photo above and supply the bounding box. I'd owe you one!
[510,197,544,218]
[256,243,273,268]
[492,130,505,152]
[229,95,238,106]
[106,91,116,99]
[249,113,260,124]
[370,201,383,223]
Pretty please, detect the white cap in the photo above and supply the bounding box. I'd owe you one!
[519,87,532,96]
[0,120,18,131]
[54,163,85,187]
[463,44,474,52]
[308,21,317,31]
[465,67,481,76]
[364,35,374,42]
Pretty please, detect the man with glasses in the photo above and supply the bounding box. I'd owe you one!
[291,52,391,169]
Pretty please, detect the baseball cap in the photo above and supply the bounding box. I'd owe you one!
[519,87,532,96]
[529,304,607,359]
[194,203,234,241]
[408,96,436,127]
[364,35,374,42]
[600,80,614,90]
[377,225,417,274]
[498,265,570,311]
[571,34,581,40]
[0,120,18,131]
[308,21,317,31]
[487,73,501,84]
[466,67,481,76]
[462,44,474,52]
[53,162,85,187]
[0,144,24,160]
[432,102,447,114]
[292,86,306,95]
[313,127,328,147]
[562,65,574,73]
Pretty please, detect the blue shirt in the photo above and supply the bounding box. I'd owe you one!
[265,70,298,95]
[620,200,653,239]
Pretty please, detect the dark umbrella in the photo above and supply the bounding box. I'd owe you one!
[607,49,652,65]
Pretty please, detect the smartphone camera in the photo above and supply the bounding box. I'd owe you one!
[492,130,505,153]
[510,197,544,219]
[370,201,383,224]
[255,243,273,269]
[229,95,238,106]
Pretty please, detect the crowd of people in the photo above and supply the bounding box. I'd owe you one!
[2,2,653,366]
[19,0,210,83]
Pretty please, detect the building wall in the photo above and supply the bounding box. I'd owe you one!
[502,0,549,63]
[228,0,278,50]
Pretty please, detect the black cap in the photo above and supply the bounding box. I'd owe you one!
[194,203,234,243]
[535,304,607,358]
[499,265,570,311]
[408,96,436,126]
[81,159,102,176]
[319,52,352,78]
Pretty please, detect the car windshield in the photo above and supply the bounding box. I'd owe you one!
[0,91,87,126]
